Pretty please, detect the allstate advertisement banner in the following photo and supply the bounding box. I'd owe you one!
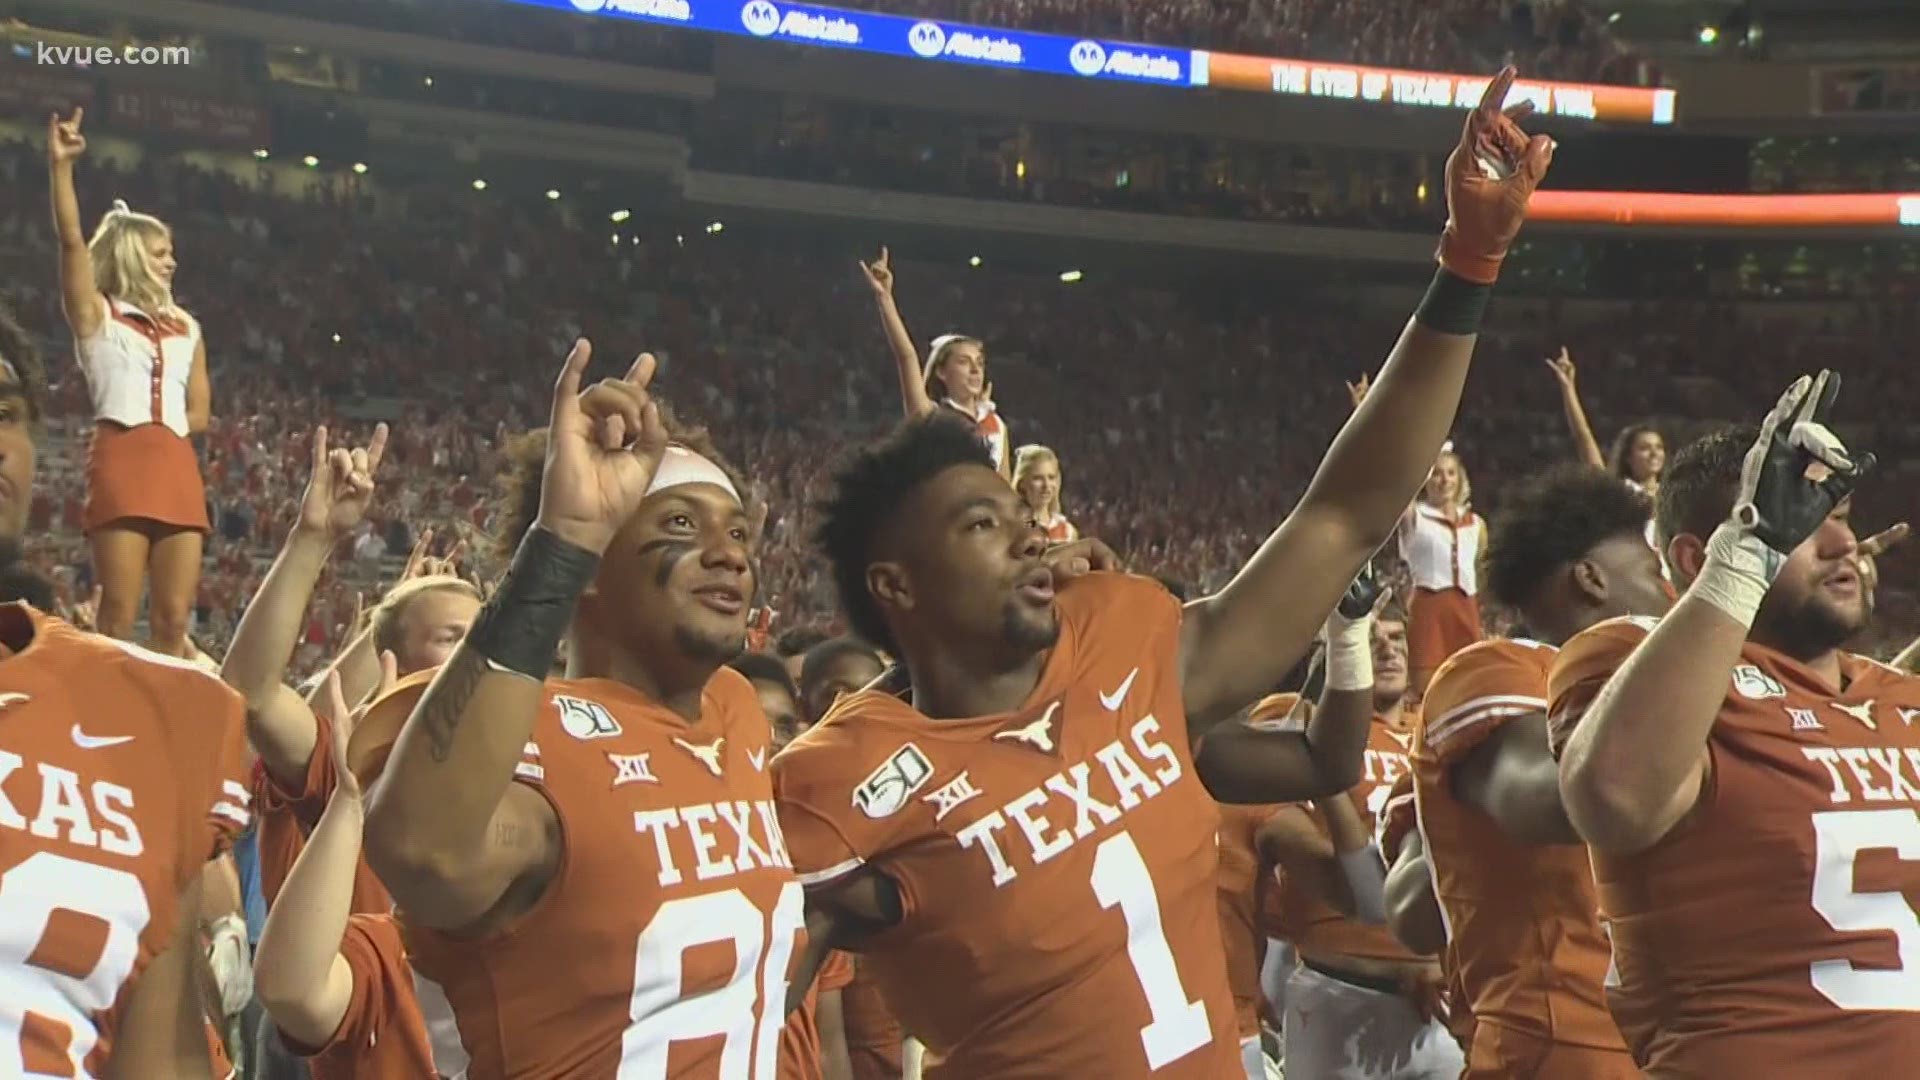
[516,0,1191,85]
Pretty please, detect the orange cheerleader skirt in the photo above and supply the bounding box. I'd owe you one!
[1408,586,1483,687]
[84,421,209,534]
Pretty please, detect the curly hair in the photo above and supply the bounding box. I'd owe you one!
[0,302,48,422]
[1483,464,1654,610]
[492,400,741,561]
[813,413,995,655]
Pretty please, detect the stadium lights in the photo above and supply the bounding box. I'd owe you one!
[705,221,724,234]
[331,333,341,344]
[1698,25,1718,43]
[302,155,318,168]
[252,148,269,160]
[351,162,368,175]
[546,189,561,200]
[1059,270,1083,284]
[1608,10,1622,22]
[610,209,632,223]
[422,76,433,87]
[612,234,621,245]
[472,179,487,191]
[968,255,982,267]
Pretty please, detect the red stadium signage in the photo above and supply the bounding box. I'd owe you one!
[1193,53,1674,126]
[1530,190,1920,229]
[108,87,268,146]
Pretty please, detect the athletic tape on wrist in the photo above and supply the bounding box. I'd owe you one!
[1413,268,1493,336]
[466,525,601,681]
[1324,616,1374,692]
[1692,523,1776,628]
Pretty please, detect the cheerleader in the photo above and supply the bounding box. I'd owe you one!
[1013,444,1077,543]
[1545,346,1666,556]
[859,246,1011,477]
[50,108,210,656]
[1396,444,1484,698]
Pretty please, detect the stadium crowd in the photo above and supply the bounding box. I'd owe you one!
[3,132,1915,674]
[2,31,1918,1080]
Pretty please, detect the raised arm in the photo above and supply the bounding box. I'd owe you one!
[221,424,388,789]
[1545,347,1606,469]
[1196,573,1379,802]
[1559,372,1865,854]
[253,672,376,1048]
[364,340,666,930]
[1179,68,1552,724]
[857,248,934,418]
[48,108,103,341]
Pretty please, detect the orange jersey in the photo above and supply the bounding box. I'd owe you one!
[0,605,250,1073]
[772,573,1238,1078]
[1215,802,1283,1038]
[252,708,390,914]
[281,915,435,1080]
[361,666,801,1078]
[781,948,855,1080]
[1414,639,1624,1053]
[1041,514,1078,545]
[1255,692,1422,964]
[1375,769,1417,861]
[1549,616,1920,1074]
[839,954,904,1080]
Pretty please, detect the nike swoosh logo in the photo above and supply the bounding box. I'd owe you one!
[748,747,767,771]
[1099,668,1139,711]
[71,725,134,750]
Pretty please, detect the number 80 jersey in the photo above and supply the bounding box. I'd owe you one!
[1548,616,1920,1075]
[0,606,251,1076]
[771,574,1239,1079]
[362,666,802,1079]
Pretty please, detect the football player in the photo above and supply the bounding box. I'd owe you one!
[730,651,855,1080]
[1552,373,1920,1073]
[773,69,1552,1078]
[0,302,248,1074]
[357,342,798,1076]
[1413,463,1668,1077]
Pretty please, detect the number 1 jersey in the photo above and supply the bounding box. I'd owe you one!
[771,573,1238,1079]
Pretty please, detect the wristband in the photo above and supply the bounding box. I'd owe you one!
[466,525,600,681]
[1691,522,1779,628]
[1412,268,1493,336]
[1323,614,1374,692]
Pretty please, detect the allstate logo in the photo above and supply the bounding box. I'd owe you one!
[741,0,780,36]
[908,21,946,58]
[570,0,607,10]
[1069,39,1106,76]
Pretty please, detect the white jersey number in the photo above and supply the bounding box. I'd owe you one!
[0,852,152,1074]
[622,880,804,1077]
[1808,808,1920,1011]
[1090,831,1212,1069]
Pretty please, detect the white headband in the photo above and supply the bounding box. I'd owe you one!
[645,445,741,505]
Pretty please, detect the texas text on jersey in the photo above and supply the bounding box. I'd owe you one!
[359,666,801,1078]
[772,573,1239,1078]
[1413,639,1630,1070]
[1254,691,1421,967]
[1549,616,1920,1074]
[0,604,250,1074]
